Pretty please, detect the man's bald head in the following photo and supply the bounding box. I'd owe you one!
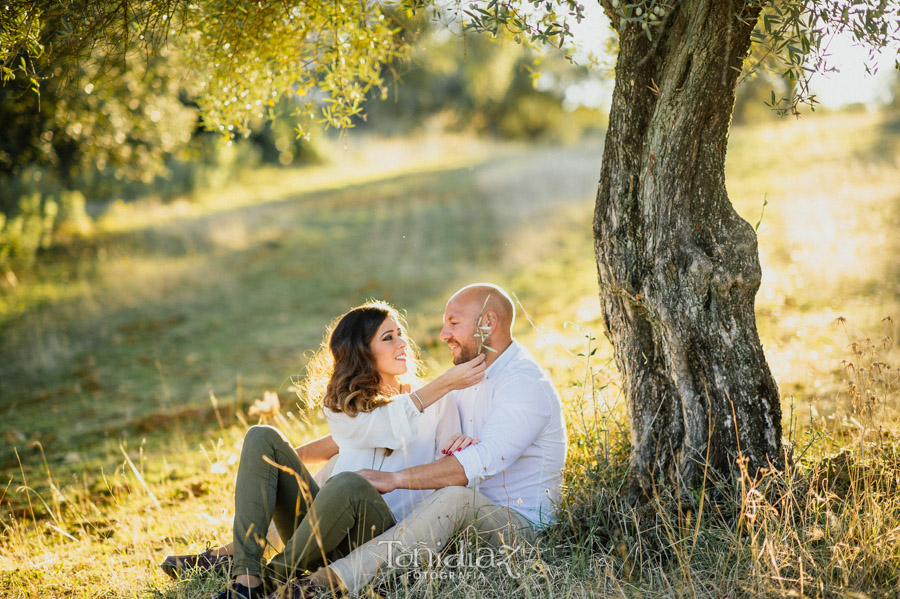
[441,283,515,364]
[447,283,515,336]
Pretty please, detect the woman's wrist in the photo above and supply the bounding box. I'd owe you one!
[413,378,449,410]
[432,371,455,396]
[410,390,425,412]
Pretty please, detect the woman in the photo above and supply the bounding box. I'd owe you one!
[167,301,486,599]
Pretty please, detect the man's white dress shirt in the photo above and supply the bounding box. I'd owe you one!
[451,339,567,526]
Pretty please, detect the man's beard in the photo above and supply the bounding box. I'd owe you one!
[451,340,480,365]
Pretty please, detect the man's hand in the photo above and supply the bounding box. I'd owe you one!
[356,469,399,494]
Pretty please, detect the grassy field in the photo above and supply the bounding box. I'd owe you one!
[1,109,899,598]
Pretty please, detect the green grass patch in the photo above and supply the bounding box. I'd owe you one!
[1,111,899,597]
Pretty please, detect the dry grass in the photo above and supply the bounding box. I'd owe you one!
[1,109,900,597]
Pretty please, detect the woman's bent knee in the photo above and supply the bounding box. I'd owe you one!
[243,424,284,447]
[327,471,371,494]
[240,426,292,464]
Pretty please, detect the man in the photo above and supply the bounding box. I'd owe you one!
[305,282,568,594]
[161,283,566,597]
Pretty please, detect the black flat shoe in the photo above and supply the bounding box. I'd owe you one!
[160,548,233,579]
[212,581,265,599]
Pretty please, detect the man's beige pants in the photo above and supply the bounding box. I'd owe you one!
[327,485,538,593]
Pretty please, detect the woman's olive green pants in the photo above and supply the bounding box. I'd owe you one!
[232,425,396,584]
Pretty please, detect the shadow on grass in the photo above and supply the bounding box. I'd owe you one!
[0,162,507,495]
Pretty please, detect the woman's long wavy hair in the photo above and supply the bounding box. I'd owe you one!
[300,301,421,417]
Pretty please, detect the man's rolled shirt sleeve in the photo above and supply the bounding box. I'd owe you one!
[453,374,552,486]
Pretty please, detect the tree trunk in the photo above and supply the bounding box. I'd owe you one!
[594,0,783,499]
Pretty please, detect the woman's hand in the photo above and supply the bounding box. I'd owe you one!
[408,354,486,411]
[441,433,479,455]
[439,353,487,391]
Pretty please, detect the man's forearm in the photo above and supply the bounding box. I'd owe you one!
[395,455,468,490]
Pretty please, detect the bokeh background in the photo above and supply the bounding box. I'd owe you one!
[1,13,899,597]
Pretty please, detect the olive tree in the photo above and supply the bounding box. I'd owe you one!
[4,0,898,497]
[468,0,898,497]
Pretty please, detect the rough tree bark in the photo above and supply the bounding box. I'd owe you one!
[594,0,783,499]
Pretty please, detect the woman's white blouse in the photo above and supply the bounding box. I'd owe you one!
[325,391,461,520]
